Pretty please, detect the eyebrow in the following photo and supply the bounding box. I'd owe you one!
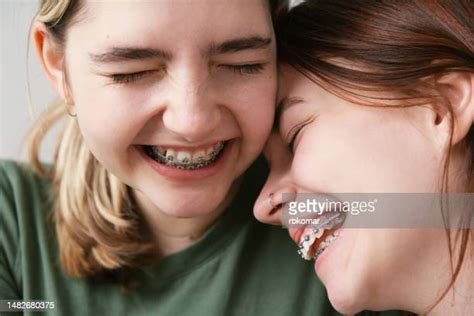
[274,96,305,130]
[88,36,272,65]
[209,36,272,55]
[277,96,304,114]
[88,47,172,64]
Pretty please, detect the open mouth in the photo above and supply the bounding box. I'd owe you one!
[297,212,345,261]
[141,141,227,170]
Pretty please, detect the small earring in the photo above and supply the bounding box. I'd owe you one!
[269,191,297,209]
[268,192,278,208]
[65,100,76,117]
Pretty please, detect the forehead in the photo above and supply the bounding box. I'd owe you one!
[277,64,315,101]
[69,0,272,50]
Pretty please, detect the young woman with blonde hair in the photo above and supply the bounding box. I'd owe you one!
[0,0,339,315]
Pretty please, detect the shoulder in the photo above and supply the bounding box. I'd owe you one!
[0,159,54,241]
[0,159,53,202]
[0,160,55,297]
[0,157,54,217]
[238,221,339,314]
[0,159,51,186]
[0,159,54,298]
[0,158,54,211]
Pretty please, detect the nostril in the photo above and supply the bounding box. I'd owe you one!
[268,192,284,215]
[269,203,283,215]
[268,193,277,208]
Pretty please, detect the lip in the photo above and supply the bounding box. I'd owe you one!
[137,139,235,181]
[314,229,344,272]
[288,227,304,246]
[148,141,225,152]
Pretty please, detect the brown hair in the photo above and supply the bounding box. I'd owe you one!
[28,0,288,291]
[275,0,473,313]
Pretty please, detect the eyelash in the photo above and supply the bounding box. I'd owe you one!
[110,70,153,84]
[287,124,306,152]
[109,63,264,85]
[222,63,265,75]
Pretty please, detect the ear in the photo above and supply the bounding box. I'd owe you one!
[31,21,70,102]
[433,72,474,146]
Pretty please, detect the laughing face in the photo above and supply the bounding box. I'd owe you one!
[60,0,276,218]
[254,64,461,313]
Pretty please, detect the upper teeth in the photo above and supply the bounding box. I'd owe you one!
[152,141,224,164]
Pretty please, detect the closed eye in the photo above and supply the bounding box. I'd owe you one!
[285,115,317,153]
[287,123,305,152]
[108,69,162,84]
[221,63,265,75]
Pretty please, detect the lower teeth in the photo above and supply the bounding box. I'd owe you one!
[312,232,339,260]
[297,230,340,261]
[168,161,211,170]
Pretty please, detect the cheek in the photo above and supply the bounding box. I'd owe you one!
[291,119,372,192]
[67,54,148,149]
[228,76,277,148]
[72,91,148,180]
[74,90,143,153]
[71,83,152,154]
[291,112,442,192]
[358,229,443,282]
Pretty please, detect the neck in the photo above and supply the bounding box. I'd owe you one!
[132,180,241,257]
[401,231,474,315]
[426,245,474,316]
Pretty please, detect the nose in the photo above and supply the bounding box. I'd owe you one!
[254,183,297,225]
[253,132,296,225]
[162,67,221,143]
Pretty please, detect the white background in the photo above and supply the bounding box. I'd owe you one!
[1,0,56,161]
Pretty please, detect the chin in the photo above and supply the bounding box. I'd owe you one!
[314,229,375,314]
[160,200,223,218]
[148,185,231,217]
[326,284,367,315]
[319,262,370,315]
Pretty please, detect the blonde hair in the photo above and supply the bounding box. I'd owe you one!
[28,0,156,286]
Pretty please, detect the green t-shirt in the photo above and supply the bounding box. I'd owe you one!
[0,159,340,316]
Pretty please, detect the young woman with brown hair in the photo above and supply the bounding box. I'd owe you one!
[255,0,473,314]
